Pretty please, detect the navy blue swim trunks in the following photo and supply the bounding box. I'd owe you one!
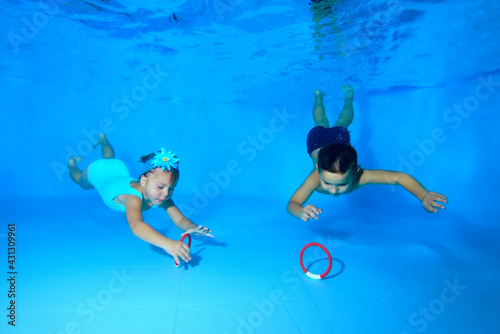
[306,126,350,155]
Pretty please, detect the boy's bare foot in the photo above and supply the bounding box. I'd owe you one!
[342,84,354,101]
[68,156,83,168]
[314,89,325,99]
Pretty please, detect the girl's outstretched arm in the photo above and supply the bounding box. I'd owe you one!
[125,195,191,264]
[361,170,447,213]
[163,200,213,237]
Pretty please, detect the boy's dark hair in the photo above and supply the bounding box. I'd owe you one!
[139,152,180,179]
[318,143,358,174]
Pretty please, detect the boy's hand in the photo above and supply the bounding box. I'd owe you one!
[301,204,323,221]
[164,240,191,264]
[422,191,448,213]
[182,225,214,237]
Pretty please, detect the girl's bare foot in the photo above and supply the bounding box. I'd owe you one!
[93,133,106,149]
[93,133,115,159]
[67,156,93,189]
[68,156,83,168]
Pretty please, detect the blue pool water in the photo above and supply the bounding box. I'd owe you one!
[1,0,500,333]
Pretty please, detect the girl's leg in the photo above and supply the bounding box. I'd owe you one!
[93,133,115,159]
[67,157,94,189]
[312,90,330,128]
[333,84,355,128]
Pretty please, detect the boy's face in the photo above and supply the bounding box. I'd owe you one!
[318,168,356,196]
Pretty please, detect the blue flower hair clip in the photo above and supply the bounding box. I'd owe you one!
[143,148,180,174]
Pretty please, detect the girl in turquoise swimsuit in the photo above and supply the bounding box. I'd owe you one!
[67,133,213,265]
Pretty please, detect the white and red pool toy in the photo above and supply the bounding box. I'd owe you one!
[299,242,332,280]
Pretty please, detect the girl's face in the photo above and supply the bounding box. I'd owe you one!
[319,168,356,196]
[141,169,178,205]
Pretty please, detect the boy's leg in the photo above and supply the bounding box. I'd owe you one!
[333,84,355,128]
[93,133,115,159]
[67,157,94,189]
[312,90,330,128]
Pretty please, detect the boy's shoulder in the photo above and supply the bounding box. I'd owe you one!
[358,168,399,185]
[306,169,331,194]
[306,168,320,182]
[358,168,379,185]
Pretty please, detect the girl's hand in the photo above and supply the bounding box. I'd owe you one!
[182,225,214,237]
[422,191,448,213]
[164,240,191,264]
[301,204,323,221]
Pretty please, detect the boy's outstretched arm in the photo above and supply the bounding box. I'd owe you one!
[125,195,191,264]
[287,171,323,221]
[163,200,213,237]
[361,170,447,213]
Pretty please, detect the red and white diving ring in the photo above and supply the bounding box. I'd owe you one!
[174,234,192,267]
[299,242,332,280]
